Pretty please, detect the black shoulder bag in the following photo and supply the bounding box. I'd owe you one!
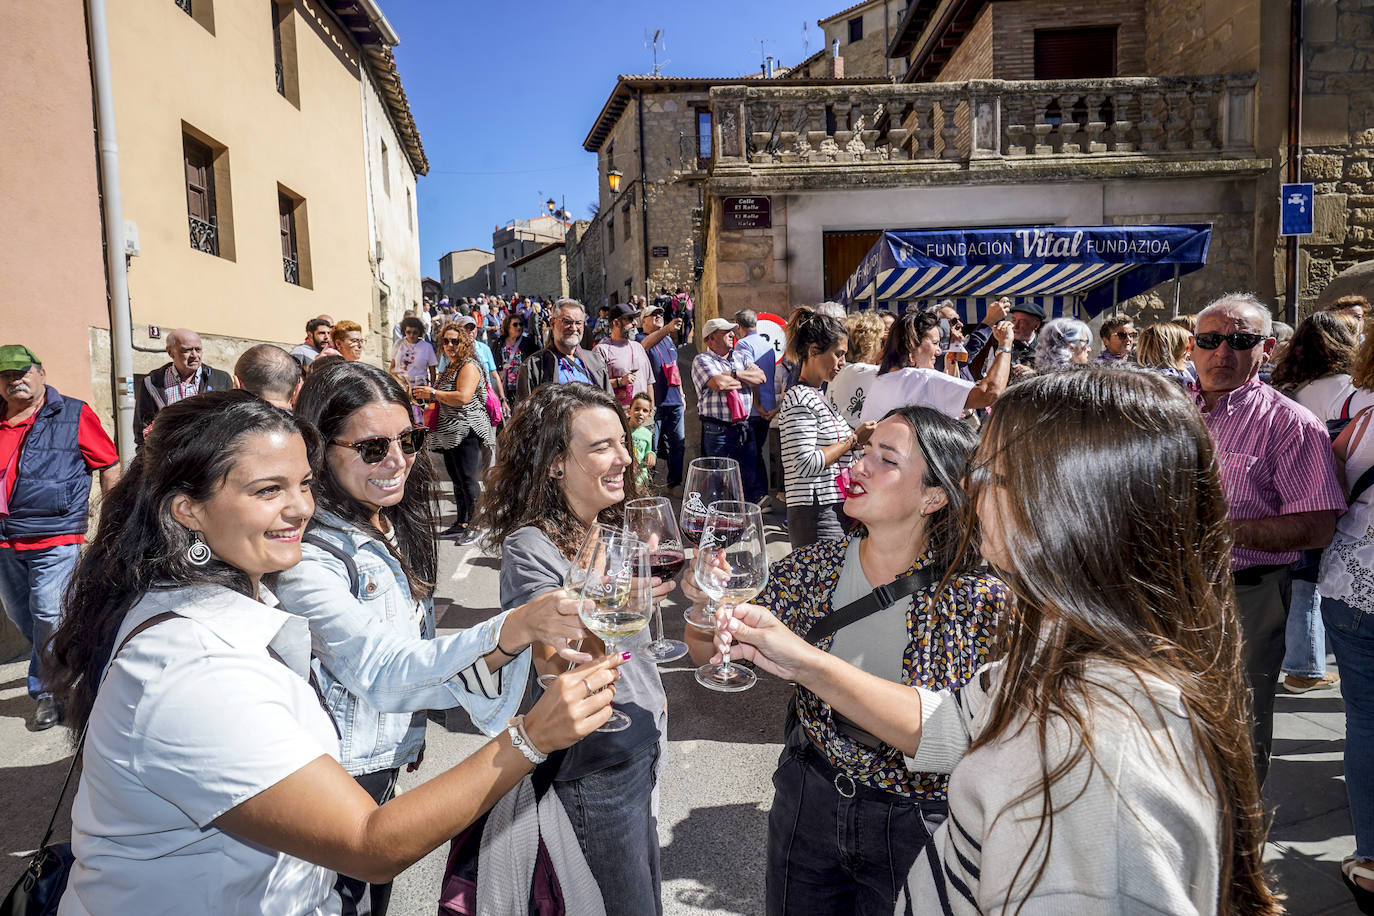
[1,612,177,916]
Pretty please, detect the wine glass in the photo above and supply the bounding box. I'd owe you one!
[623,497,690,663]
[693,501,769,693]
[535,522,605,688]
[679,457,743,630]
[578,532,652,732]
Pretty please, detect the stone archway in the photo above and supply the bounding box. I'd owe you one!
[1317,260,1374,309]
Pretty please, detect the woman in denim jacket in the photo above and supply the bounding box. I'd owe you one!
[275,362,587,916]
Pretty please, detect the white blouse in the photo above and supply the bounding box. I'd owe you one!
[60,585,341,916]
[1320,407,1374,611]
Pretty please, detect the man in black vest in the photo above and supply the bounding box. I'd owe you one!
[133,328,234,445]
[0,345,120,729]
[515,298,612,399]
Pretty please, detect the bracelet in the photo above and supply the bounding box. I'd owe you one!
[494,640,521,658]
[995,346,1013,354]
[507,715,548,764]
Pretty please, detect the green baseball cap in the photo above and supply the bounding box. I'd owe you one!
[0,345,40,373]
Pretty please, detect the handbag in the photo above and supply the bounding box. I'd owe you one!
[2,612,178,916]
[484,380,503,427]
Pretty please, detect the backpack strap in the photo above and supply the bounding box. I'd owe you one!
[302,532,362,599]
[1343,391,1357,421]
[802,564,940,646]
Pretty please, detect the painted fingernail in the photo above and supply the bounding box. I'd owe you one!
[622,651,632,660]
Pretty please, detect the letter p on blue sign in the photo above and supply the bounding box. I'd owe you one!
[1281,183,1314,236]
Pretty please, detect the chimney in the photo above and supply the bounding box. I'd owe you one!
[830,38,844,78]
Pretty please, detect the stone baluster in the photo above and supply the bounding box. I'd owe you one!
[939,94,963,160]
[1137,91,1163,153]
[1165,89,1189,151]
[1032,95,1056,156]
[1107,90,1135,152]
[1085,93,1108,153]
[855,98,882,161]
[913,99,938,159]
[1061,97,1088,155]
[1190,87,1216,151]
[1004,92,1030,156]
[804,101,828,162]
[777,101,801,163]
[886,98,913,160]
[748,100,775,163]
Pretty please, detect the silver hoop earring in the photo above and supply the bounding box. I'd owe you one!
[186,532,212,566]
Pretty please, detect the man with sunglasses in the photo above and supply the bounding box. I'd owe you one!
[1193,293,1345,785]
[1096,315,1136,363]
[514,298,611,399]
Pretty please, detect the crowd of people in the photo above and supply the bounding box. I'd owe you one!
[2,287,1373,914]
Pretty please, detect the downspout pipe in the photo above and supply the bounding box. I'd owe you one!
[637,90,651,300]
[86,0,136,466]
[1286,0,1304,325]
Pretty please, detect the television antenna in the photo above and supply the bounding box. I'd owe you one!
[645,29,668,76]
[755,37,776,76]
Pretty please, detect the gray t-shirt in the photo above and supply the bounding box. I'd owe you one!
[499,525,666,781]
[828,536,909,685]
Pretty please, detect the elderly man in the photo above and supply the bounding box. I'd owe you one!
[966,298,1042,377]
[132,328,233,445]
[1096,315,1136,363]
[516,298,611,399]
[1193,292,1346,784]
[594,303,655,408]
[234,344,303,410]
[691,317,767,499]
[290,317,333,367]
[0,346,119,729]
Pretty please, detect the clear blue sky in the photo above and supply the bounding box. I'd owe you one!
[382,0,832,277]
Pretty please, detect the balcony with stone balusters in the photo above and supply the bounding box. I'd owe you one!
[707,74,1272,193]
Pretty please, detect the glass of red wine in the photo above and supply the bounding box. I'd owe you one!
[623,497,690,663]
[679,457,744,630]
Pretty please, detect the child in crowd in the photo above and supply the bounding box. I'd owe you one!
[628,392,656,486]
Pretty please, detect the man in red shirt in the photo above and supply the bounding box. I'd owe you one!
[0,345,120,729]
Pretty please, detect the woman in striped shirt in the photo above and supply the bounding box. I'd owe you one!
[777,307,877,548]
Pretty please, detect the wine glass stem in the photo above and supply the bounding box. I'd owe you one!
[566,638,583,673]
[719,603,734,674]
[651,594,666,645]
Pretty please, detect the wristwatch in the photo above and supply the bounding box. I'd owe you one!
[507,715,548,764]
[995,346,1013,354]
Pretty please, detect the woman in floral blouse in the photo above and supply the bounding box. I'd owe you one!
[494,312,535,412]
[685,405,1008,915]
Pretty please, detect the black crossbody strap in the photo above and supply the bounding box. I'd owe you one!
[38,610,180,849]
[302,532,361,599]
[803,565,940,646]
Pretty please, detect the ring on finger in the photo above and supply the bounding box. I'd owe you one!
[583,677,594,698]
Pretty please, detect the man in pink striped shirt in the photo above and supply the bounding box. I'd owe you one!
[1193,292,1345,784]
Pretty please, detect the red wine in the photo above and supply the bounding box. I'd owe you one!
[681,520,705,545]
[649,551,686,580]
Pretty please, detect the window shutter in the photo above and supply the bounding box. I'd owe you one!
[1033,28,1117,80]
[184,137,213,221]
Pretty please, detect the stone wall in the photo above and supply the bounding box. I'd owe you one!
[512,246,569,302]
[821,0,906,80]
[1144,0,1261,75]
[1108,207,1257,316]
[990,0,1148,78]
[710,196,790,320]
[935,6,995,81]
[1297,1,1374,309]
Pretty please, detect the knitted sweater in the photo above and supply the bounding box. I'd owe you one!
[899,660,1221,915]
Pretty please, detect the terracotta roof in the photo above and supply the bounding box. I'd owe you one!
[583,74,889,152]
[508,241,566,269]
[321,1,428,176]
[818,0,885,26]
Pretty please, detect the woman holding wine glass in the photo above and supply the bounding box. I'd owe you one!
[474,382,671,916]
[684,405,1009,915]
[679,456,744,630]
[624,498,690,662]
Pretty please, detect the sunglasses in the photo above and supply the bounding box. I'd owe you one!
[1194,332,1266,351]
[331,427,426,464]
[441,337,461,345]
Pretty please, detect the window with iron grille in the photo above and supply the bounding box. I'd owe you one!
[184,135,219,256]
[280,192,298,285]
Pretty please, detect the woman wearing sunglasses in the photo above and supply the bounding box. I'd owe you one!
[495,312,535,413]
[412,321,493,545]
[273,362,585,916]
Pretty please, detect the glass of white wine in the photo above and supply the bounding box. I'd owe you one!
[693,500,769,693]
[679,457,744,631]
[578,532,652,732]
[536,522,606,689]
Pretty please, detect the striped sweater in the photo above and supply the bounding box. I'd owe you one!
[899,660,1221,915]
[778,383,855,508]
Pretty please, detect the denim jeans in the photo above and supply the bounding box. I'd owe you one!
[748,416,772,500]
[1322,596,1374,858]
[554,741,662,916]
[701,419,761,502]
[1282,577,1328,679]
[766,741,944,916]
[0,544,82,698]
[653,403,686,489]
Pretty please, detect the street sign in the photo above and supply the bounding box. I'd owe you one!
[651,246,669,258]
[1280,183,1314,236]
[722,196,772,230]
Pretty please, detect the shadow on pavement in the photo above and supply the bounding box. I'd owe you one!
[0,753,78,890]
[660,801,769,915]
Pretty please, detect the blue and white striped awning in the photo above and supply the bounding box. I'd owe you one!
[837,225,1212,319]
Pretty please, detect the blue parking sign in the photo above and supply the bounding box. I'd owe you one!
[1281,183,1314,236]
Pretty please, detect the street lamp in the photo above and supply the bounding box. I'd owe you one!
[546,198,556,215]
[607,168,623,194]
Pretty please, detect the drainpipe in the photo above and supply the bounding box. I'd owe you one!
[637,89,651,300]
[1285,0,1304,325]
[86,0,136,466]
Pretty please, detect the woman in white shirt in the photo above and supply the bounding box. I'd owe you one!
[777,307,877,548]
[860,310,1013,423]
[827,311,885,428]
[47,391,624,915]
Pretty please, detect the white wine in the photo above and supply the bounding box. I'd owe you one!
[698,586,761,607]
[582,610,649,641]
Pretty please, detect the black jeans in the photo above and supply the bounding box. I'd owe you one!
[1233,564,1291,785]
[441,436,484,527]
[336,767,399,915]
[766,740,945,915]
[701,418,762,502]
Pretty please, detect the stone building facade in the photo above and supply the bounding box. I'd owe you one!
[510,242,570,302]
[818,0,909,80]
[492,216,566,298]
[439,247,494,300]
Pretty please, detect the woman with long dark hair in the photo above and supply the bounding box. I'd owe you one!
[472,382,666,916]
[711,369,1279,914]
[685,405,1008,915]
[776,306,877,548]
[47,390,623,914]
[860,310,1012,422]
[495,311,535,412]
[413,321,493,545]
[1272,309,1364,418]
[274,362,586,915]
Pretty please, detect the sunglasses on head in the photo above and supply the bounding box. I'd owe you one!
[332,427,426,464]
[1194,332,1266,351]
